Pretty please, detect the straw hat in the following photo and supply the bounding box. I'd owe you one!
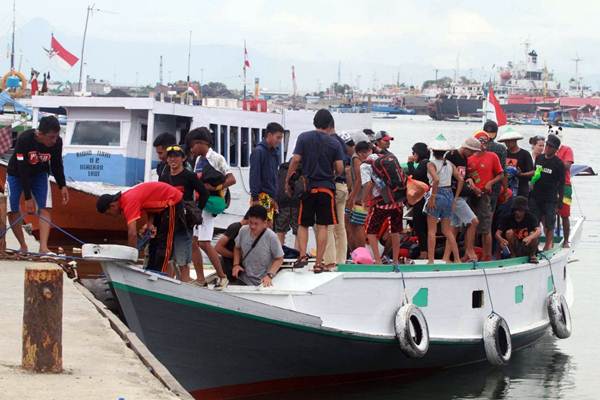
[497,126,524,142]
[429,134,454,151]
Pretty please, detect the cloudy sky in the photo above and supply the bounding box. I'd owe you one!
[1,0,599,91]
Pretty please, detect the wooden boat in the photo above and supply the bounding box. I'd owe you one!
[85,218,583,399]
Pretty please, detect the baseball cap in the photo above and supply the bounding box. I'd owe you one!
[339,131,355,146]
[461,137,482,152]
[96,192,122,213]
[374,131,394,142]
[473,130,490,144]
[546,134,561,149]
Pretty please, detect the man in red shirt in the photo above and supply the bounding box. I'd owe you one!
[467,131,504,260]
[551,126,574,248]
[96,182,183,273]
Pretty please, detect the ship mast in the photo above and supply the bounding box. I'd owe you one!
[10,0,16,70]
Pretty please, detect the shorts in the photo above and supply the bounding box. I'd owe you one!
[274,204,299,234]
[298,188,336,227]
[6,173,52,213]
[451,197,477,228]
[529,197,556,231]
[559,184,572,218]
[172,229,192,266]
[365,205,403,236]
[258,192,275,222]
[470,193,492,234]
[193,210,215,241]
[423,187,453,220]
[350,205,368,226]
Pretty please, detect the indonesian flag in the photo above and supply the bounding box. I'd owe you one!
[483,85,507,127]
[244,41,250,69]
[44,34,79,69]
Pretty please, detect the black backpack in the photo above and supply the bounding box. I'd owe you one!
[371,154,407,204]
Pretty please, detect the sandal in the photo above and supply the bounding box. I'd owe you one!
[323,263,336,272]
[313,264,325,274]
[293,255,310,268]
[529,255,539,264]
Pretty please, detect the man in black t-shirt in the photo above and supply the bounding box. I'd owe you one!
[529,134,565,251]
[6,116,69,254]
[495,196,541,262]
[215,216,248,281]
[497,128,534,197]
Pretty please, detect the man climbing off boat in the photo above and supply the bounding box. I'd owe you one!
[6,115,69,255]
[96,181,185,274]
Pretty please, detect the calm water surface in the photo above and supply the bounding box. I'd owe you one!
[256,118,600,400]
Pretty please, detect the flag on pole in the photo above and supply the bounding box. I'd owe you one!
[244,41,250,69]
[44,34,79,69]
[483,85,507,127]
[0,125,13,155]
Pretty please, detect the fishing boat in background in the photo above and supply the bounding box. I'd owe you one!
[0,95,371,244]
[85,217,583,399]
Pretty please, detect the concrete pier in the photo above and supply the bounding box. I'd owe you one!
[0,230,186,399]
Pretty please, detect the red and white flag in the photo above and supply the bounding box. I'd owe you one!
[243,41,250,69]
[44,34,79,70]
[0,125,13,155]
[483,85,507,127]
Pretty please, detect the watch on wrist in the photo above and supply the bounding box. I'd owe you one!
[266,272,274,279]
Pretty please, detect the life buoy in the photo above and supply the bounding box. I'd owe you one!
[483,312,512,365]
[394,303,429,358]
[1,70,27,98]
[547,292,572,339]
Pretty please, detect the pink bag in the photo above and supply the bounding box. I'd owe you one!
[351,247,375,264]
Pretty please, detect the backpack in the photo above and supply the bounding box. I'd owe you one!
[370,154,407,205]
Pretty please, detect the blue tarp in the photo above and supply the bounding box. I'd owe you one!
[0,91,32,115]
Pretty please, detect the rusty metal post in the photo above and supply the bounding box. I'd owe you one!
[0,193,6,252]
[22,263,63,373]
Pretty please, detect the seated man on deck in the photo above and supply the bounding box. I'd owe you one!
[96,181,185,275]
[215,213,249,281]
[494,196,541,263]
[232,206,284,287]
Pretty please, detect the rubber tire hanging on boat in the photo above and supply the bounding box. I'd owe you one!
[394,304,430,358]
[483,312,512,366]
[547,292,572,339]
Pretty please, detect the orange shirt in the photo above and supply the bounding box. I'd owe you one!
[467,151,503,190]
[119,182,183,224]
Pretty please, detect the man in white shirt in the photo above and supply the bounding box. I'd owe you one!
[187,127,236,289]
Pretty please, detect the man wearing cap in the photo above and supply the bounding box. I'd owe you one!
[551,126,575,248]
[96,181,184,274]
[495,195,541,263]
[467,130,504,261]
[159,145,209,281]
[249,122,284,222]
[529,133,565,251]
[444,137,480,261]
[286,109,345,272]
[497,128,534,198]
[483,120,508,212]
[372,131,394,155]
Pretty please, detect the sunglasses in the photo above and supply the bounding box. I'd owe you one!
[166,145,184,153]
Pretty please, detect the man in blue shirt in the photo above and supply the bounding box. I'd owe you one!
[285,109,345,273]
[249,122,284,223]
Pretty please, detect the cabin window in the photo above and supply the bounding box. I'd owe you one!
[209,124,218,152]
[251,128,260,149]
[220,125,228,160]
[472,290,484,308]
[140,124,147,142]
[241,127,250,167]
[515,285,524,304]
[71,121,121,146]
[229,126,239,167]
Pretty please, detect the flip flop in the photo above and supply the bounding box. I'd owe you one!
[313,264,325,274]
[293,255,310,268]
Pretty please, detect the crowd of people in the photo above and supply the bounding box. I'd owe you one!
[92,109,575,289]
